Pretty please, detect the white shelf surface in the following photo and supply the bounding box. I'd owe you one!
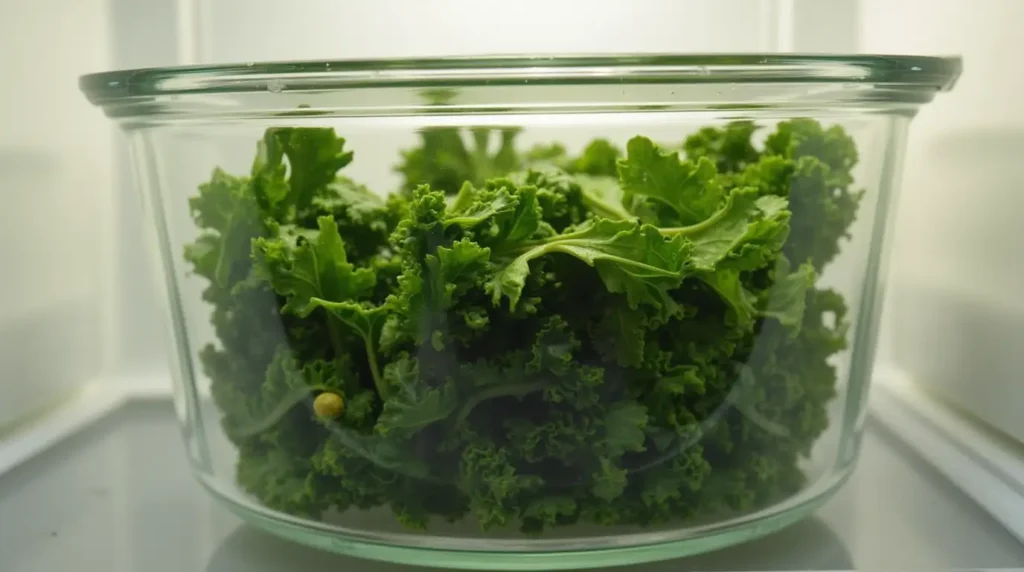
[1,393,1023,572]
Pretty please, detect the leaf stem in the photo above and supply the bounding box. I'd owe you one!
[660,192,738,237]
[500,225,593,256]
[363,335,389,400]
[454,380,547,426]
[232,383,333,438]
[326,317,347,363]
[328,315,389,400]
[581,194,634,221]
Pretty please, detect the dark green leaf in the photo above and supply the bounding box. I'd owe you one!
[591,301,648,367]
[375,356,459,438]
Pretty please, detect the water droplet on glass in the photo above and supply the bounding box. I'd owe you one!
[245,62,255,68]
[267,80,286,93]
[325,62,331,69]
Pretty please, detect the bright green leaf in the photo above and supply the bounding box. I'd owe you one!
[618,136,724,225]
[254,216,376,317]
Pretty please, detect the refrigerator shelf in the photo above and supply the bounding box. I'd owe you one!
[1,383,1022,572]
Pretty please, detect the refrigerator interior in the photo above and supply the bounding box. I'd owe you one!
[2,0,1024,570]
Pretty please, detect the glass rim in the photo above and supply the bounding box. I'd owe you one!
[79,53,962,108]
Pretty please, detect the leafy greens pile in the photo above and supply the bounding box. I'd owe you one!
[184,119,861,533]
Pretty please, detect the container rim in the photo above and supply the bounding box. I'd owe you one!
[79,53,962,108]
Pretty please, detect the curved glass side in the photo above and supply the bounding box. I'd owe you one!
[124,110,907,567]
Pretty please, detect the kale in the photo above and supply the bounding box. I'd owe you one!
[184,120,861,532]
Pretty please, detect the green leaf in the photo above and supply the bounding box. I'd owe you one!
[443,182,514,227]
[459,443,542,530]
[252,127,354,214]
[528,316,580,375]
[512,167,591,231]
[189,119,865,534]
[600,401,649,458]
[237,448,320,516]
[310,299,387,342]
[254,216,376,317]
[315,423,433,479]
[683,121,760,173]
[591,301,647,367]
[445,180,542,247]
[762,258,816,330]
[427,238,492,310]
[678,188,791,271]
[575,173,633,221]
[312,177,385,223]
[589,401,648,502]
[489,219,690,314]
[521,496,578,533]
[185,169,265,288]
[639,449,710,509]
[396,127,523,194]
[696,269,758,328]
[189,169,251,231]
[571,139,622,177]
[618,136,724,225]
[654,365,704,397]
[447,181,479,214]
[592,459,629,502]
[375,356,459,439]
[522,142,569,168]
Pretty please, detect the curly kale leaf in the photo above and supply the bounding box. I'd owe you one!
[253,216,394,397]
[445,180,543,247]
[188,120,863,534]
[683,120,761,174]
[186,169,265,288]
[618,136,724,226]
[253,216,376,317]
[704,117,865,271]
[375,354,459,439]
[570,139,623,177]
[396,127,521,194]
[384,191,494,351]
[251,127,354,219]
[514,166,632,229]
[488,219,691,316]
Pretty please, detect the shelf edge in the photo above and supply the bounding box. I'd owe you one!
[870,366,1024,546]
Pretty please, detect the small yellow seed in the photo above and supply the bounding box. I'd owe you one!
[313,392,345,418]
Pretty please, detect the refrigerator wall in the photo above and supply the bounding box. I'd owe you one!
[194,0,779,63]
[862,0,1024,445]
[191,0,858,63]
[0,0,114,426]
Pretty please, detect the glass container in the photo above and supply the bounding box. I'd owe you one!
[80,54,961,570]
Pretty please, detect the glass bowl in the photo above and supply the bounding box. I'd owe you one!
[81,54,961,570]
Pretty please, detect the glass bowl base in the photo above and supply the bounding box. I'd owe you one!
[194,463,856,571]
